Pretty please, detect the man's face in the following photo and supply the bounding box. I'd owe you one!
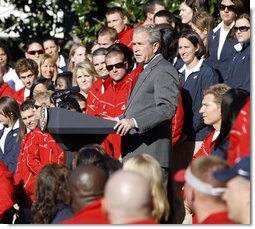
[19,70,37,90]
[92,54,109,79]
[106,12,127,33]
[97,35,115,48]
[132,30,158,64]
[147,4,166,23]
[21,108,38,131]
[222,176,250,223]
[199,94,221,127]
[0,47,8,68]
[43,40,59,62]
[25,42,44,64]
[106,54,127,84]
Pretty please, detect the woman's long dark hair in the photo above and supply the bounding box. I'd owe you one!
[158,24,178,63]
[0,96,25,142]
[31,163,71,224]
[214,88,250,151]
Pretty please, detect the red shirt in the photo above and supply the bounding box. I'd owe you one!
[120,22,144,50]
[86,77,112,115]
[119,27,134,50]
[193,211,236,224]
[0,161,14,220]
[172,89,184,145]
[13,87,29,105]
[60,199,109,224]
[14,128,64,201]
[98,64,143,158]
[193,130,217,159]
[0,82,15,98]
[97,65,142,118]
[228,97,250,166]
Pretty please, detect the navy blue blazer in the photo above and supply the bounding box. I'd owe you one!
[179,60,219,141]
[206,22,238,83]
[211,138,229,160]
[225,42,250,91]
[0,123,21,174]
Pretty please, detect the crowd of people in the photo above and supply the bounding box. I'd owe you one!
[0,0,250,225]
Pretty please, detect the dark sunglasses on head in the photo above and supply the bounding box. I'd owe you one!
[27,50,44,55]
[234,26,250,32]
[219,4,236,12]
[106,62,125,71]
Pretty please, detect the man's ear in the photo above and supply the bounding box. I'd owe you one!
[152,42,160,54]
[123,16,128,25]
[147,12,154,22]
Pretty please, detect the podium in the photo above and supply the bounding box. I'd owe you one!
[40,107,116,151]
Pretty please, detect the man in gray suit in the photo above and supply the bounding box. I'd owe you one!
[114,25,179,176]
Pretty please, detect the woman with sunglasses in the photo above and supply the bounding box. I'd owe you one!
[206,0,244,83]
[225,13,250,91]
[25,39,45,65]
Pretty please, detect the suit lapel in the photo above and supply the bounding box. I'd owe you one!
[125,54,163,111]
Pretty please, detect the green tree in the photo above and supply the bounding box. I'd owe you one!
[0,0,220,62]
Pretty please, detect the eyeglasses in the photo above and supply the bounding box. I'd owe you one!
[234,26,250,32]
[106,62,125,71]
[26,50,44,55]
[34,104,42,110]
[219,4,236,12]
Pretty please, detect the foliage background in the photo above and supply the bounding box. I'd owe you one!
[0,0,249,64]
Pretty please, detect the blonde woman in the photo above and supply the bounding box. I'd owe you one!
[67,43,86,72]
[72,60,97,99]
[123,154,170,222]
[38,53,58,82]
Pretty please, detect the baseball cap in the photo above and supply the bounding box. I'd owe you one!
[214,156,250,181]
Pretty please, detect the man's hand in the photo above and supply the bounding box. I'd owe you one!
[114,118,136,136]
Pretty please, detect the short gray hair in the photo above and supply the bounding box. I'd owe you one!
[134,25,162,45]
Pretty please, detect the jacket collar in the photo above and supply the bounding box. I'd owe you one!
[179,59,204,74]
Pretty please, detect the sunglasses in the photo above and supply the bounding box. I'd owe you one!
[106,62,125,71]
[234,26,250,32]
[219,4,236,12]
[27,50,45,55]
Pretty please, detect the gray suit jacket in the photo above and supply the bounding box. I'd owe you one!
[121,54,179,168]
